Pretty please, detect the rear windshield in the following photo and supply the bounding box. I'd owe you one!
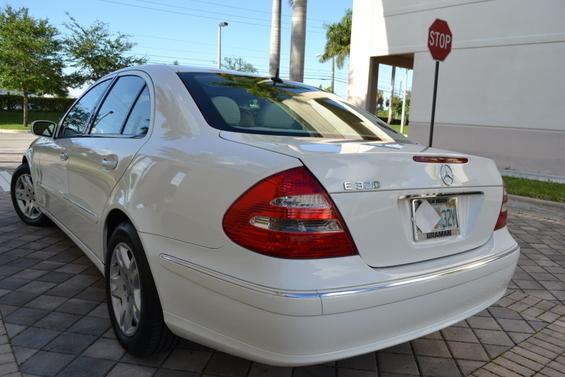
[179,72,410,142]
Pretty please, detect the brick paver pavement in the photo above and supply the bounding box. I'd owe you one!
[0,168,564,376]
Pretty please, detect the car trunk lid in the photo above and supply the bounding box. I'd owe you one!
[221,132,503,267]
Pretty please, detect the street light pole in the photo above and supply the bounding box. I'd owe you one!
[387,66,396,124]
[217,21,228,69]
[316,53,336,93]
[331,56,335,93]
[400,68,408,134]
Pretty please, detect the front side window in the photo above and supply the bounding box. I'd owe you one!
[179,72,410,143]
[59,79,111,137]
[90,76,146,135]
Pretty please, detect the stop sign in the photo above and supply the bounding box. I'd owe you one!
[428,19,452,61]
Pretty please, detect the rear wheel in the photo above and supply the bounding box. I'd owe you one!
[10,164,50,226]
[106,222,176,356]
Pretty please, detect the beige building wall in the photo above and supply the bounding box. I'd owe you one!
[348,0,565,177]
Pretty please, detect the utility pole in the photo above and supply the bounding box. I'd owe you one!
[387,66,396,124]
[217,22,228,69]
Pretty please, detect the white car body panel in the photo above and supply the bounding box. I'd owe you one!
[145,229,517,365]
[63,71,155,258]
[22,64,519,366]
[220,132,504,267]
[65,136,148,257]
[32,137,72,221]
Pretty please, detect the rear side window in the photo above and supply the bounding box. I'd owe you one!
[90,76,146,135]
[122,86,150,136]
[59,79,111,137]
[179,72,410,143]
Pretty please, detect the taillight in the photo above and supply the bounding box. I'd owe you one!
[494,187,508,230]
[223,167,358,259]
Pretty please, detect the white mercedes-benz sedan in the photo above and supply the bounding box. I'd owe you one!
[11,65,519,366]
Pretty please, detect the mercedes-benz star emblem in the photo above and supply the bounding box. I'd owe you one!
[440,164,455,186]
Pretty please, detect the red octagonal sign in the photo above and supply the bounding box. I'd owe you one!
[428,19,452,61]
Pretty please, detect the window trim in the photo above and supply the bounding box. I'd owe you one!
[55,77,115,139]
[86,75,148,137]
[120,84,148,135]
[178,72,409,142]
[179,72,324,138]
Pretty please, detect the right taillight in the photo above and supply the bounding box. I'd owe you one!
[494,187,508,230]
[222,166,358,259]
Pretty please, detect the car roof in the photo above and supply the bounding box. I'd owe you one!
[108,64,315,89]
[114,64,258,77]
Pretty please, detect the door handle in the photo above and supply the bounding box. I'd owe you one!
[100,155,118,170]
[59,151,69,161]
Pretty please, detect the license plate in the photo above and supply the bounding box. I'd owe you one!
[411,197,459,241]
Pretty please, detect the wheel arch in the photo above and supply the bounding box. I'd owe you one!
[22,148,35,174]
[104,208,135,260]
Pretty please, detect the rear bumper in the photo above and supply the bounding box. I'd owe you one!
[144,231,519,366]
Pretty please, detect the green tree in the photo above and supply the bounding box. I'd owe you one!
[222,57,258,73]
[377,90,384,110]
[63,14,147,87]
[392,95,410,121]
[0,6,66,126]
[319,9,351,69]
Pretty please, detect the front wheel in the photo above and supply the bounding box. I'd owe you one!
[106,222,176,356]
[10,164,50,226]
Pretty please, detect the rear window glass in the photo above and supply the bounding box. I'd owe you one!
[178,72,410,142]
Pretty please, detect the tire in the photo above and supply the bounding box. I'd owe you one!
[105,222,176,356]
[10,163,51,226]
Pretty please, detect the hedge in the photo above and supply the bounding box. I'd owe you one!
[0,94,75,112]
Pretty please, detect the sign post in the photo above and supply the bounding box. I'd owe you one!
[427,19,452,147]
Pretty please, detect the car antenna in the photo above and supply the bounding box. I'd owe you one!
[271,68,283,85]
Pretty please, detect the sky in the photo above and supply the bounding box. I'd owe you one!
[3,0,410,100]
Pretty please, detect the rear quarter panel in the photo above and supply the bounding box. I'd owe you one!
[111,134,301,249]
[102,66,301,252]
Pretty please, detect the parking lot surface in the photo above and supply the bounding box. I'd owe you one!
[0,133,564,376]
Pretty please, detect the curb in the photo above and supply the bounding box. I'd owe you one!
[0,129,30,134]
[509,194,565,209]
[501,169,565,184]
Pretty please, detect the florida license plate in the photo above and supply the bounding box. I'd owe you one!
[411,197,460,241]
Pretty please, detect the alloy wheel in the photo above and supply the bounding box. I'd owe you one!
[14,173,41,220]
[109,242,142,336]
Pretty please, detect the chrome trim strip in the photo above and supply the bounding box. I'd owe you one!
[159,243,519,300]
[159,254,320,299]
[319,245,518,298]
[398,191,483,200]
[64,195,97,219]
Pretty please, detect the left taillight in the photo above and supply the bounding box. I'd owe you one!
[222,166,358,259]
[494,187,508,230]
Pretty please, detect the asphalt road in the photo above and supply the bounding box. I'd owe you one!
[0,131,36,171]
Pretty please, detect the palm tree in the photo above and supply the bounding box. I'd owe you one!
[289,0,307,82]
[268,0,281,77]
[319,9,351,70]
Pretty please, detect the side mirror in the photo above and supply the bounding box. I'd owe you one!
[31,120,56,137]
